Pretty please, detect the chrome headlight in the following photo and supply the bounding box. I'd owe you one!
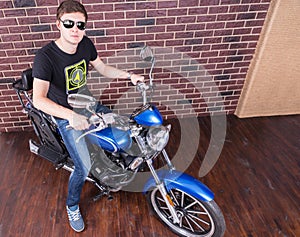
[146,125,171,151]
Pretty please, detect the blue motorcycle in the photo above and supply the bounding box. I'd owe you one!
[13,46,225,237]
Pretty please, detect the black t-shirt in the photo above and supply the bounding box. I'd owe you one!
[32,36,98,109]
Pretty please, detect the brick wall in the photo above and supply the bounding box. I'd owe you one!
[0,0,271,132]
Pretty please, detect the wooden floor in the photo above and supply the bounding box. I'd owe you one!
[0,115,299,237]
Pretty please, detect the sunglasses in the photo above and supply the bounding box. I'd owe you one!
[59,19,86,31]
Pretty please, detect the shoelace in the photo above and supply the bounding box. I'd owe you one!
[68,208,81,221]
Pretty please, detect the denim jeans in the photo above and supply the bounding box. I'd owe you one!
[55,103,111,207]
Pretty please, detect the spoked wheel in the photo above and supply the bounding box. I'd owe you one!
[147,187,226,237]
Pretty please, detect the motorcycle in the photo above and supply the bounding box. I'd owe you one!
[12,46,225,237]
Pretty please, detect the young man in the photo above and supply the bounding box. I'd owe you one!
[32,0,144,232]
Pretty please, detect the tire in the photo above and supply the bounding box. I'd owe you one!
[147,187,226,237]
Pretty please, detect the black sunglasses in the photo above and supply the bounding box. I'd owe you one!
[59,19,86,31]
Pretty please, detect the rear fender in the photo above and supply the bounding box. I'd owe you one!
[143,170,214,202]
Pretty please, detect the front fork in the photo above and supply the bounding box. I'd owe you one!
[146,152,180,224]
[135,133,179,223]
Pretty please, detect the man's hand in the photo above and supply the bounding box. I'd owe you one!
[68,113,89,130]
[130,73,144,85]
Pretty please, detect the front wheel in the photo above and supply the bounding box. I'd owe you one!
[147,187,226,237]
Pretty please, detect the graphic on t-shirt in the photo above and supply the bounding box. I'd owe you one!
[65,59,87,92]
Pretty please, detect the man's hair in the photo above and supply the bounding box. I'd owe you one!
[56,0,88,21]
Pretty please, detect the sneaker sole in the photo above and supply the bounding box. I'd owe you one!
[70,224,85,233]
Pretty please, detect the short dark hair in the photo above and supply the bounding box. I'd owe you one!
[56,0,88,21]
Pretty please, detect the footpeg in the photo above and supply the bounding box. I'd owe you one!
[55,163,65,170]
[107,195,113,201]
[93,190,113,202]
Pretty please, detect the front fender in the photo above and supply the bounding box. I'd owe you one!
[143,170,214,202]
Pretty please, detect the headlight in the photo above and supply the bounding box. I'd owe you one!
[146,125,170,151]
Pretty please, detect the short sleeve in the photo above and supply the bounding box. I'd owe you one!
[32,49,52,82]
[85,36,98,61]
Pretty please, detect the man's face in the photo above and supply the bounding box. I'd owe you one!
[57,12,86,45]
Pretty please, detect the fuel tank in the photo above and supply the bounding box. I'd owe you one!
[131,104,163,126]
[87,127,132,153]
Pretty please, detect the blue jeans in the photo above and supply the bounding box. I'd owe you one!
[55,103,111,207]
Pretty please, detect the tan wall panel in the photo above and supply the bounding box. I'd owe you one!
[235,0,300,118]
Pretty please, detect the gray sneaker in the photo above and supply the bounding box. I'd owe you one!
[66,205,85,232]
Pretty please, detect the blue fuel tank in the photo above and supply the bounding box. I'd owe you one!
[131,104,163,126]
[87,127,132,153]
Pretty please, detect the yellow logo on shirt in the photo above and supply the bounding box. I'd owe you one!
[65,59,87,92]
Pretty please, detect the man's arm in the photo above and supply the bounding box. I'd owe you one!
[32,78,89,130]
[90,56,144,85]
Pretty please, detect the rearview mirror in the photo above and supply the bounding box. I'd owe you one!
[140,46,154,62]
[67,94,96,109]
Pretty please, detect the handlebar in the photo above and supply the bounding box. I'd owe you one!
[65,113,105,130]
[65,112,118,138]
[136,82,149,91]
[136,82,154,105]
[136,82,147,105]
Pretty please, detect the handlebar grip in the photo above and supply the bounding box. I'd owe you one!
[136,81,144,86]
[136,81,145,87]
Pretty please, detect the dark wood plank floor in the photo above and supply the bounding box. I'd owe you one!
[0,115,299,237]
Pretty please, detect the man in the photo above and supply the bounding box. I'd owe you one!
[32,0,144,232]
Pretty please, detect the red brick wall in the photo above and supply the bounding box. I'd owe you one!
[0,0,270,132]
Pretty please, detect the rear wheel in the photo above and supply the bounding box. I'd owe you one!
[147,187,226,237]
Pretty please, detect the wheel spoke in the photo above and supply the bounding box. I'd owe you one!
[184,200,198,210]
[160,206,172,219]
[188,213,210,226]
[181,191,184,207]
[186,214,206,232]
[169,189,180,206]
[157,196,166,203]
[160,207,169,210]
[183,216,195,232]
[187,210,208,215]
[167,213,173,220]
